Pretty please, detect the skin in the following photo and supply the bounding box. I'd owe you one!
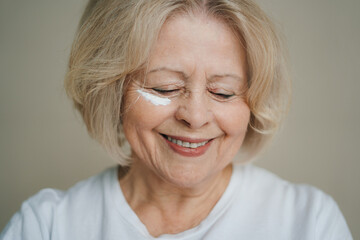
[120,13,250,237]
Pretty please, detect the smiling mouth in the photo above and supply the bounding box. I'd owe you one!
[160,134,212,149]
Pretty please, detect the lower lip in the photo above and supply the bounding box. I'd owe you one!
[163,136,213,157]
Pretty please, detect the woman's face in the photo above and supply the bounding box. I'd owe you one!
[122,14,250,188]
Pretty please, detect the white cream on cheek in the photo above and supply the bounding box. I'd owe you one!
[137,89,171,106]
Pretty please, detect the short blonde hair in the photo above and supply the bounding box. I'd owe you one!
[65,0,291,165]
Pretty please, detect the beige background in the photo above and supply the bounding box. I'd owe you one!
[0,0,359,238]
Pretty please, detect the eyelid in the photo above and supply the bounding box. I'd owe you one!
[207,86,234,95]
[210,92,235,100]
[151,87,181,97]
[144,74,185,87]
[152,88,178,93]
[206,86,236,101]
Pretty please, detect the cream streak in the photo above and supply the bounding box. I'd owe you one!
[137,89,171,106]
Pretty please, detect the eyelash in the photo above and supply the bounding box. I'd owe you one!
[212,92,235,99]
[152,88,235,99]
[152,88,178,94]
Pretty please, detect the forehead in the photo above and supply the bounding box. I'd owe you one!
[147,13,247,78]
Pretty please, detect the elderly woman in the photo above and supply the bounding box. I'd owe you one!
[0,0,352,239]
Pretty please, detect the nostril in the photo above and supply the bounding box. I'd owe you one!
[181,119,191,127]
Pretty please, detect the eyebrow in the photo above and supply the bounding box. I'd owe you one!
[208,74,244,82]
[147,67,243,82]
[147,67,189,80]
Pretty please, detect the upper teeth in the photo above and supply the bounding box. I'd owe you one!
[167,136,208,148]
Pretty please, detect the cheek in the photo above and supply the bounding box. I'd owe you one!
[122,100,171,157]
[123,92,171,128]
[217,103,250,137]
[214,103,250,164]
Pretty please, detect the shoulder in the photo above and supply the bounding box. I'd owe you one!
[0,167,117,240]
[0,188,65,240]
[235,163,331,205]
[231,163,353,239]
[29,166,114,214]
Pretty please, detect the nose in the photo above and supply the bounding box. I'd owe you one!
[175,91,213,129]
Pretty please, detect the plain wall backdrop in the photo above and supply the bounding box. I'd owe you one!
[0,0,359,238]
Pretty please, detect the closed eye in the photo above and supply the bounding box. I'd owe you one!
[212,92,235,99]
[152,88,178,93]
[152,88,179,95]
[216,93,234,98]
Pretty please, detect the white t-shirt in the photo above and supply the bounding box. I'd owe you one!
[0,164,353,240]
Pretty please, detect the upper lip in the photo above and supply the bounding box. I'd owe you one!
[161,134,212,143]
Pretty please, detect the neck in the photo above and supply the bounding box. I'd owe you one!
[118,162,233,236]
